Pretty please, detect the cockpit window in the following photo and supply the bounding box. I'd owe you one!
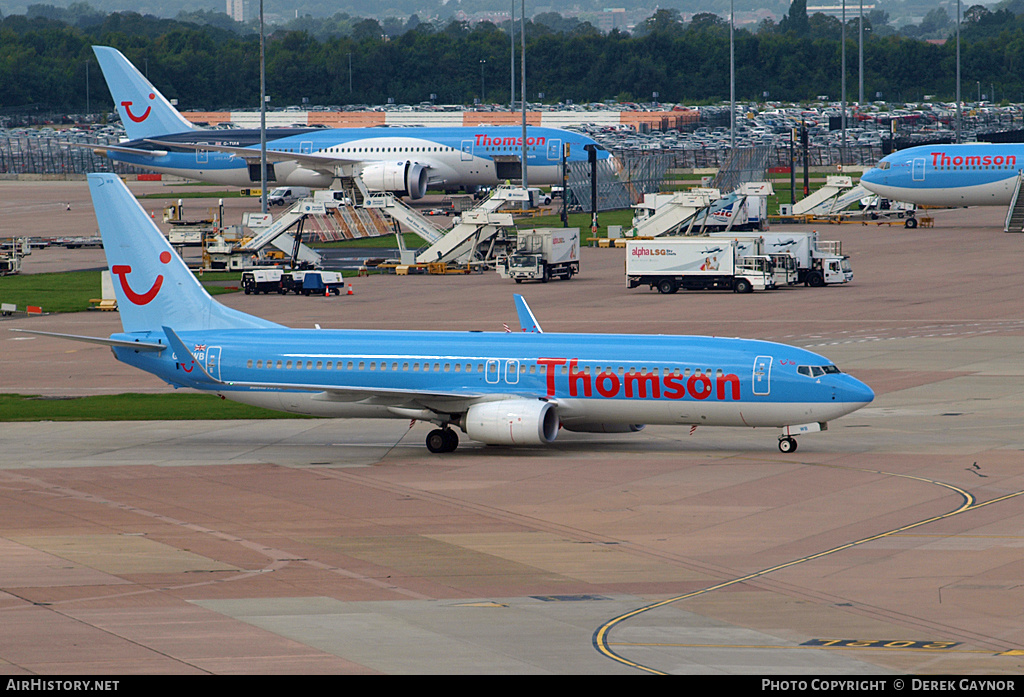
[797,365,842,377]
[878,161,890,170]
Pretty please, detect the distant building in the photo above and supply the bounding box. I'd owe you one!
[226,0,251,23]
[595,9,628,33]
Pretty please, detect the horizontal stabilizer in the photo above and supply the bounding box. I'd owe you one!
[8,328,165,351]
[69,142,169,159]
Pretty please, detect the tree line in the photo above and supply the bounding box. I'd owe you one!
[3,3,1024,115]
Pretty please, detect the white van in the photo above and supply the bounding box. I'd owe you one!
[265,187,311,206]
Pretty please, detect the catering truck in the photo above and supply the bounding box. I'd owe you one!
[710,230,852,286]
[501,228,580,283]
[625,238,775,294]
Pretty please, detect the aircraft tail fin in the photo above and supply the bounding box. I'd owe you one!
[92,46,197,141]
[88,173,280,334]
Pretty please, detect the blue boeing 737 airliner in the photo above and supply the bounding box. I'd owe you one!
[88,46,611,199]
[15,174,874,453]
[861,142,1022,208]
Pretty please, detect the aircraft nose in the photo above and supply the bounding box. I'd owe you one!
[837,374,875,407]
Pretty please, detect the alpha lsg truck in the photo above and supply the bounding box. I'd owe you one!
[625,238,775,293]
[708,230,853,287]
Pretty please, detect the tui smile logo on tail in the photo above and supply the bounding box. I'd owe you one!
[111,251,171,305]
[120,93,154,123]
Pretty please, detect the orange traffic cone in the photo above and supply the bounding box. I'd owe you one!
[347,284,353,295]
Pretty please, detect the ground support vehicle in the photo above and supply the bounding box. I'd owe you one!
[300,271,345,296]
[501,228,580,283]
[625,238,775,294]
[241,269,284,294]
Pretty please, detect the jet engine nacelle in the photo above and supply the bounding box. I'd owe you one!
[463,399,559,446]
[360,160,429,200]
[560,423,645,434]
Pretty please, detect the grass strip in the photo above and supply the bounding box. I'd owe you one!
[0,271,237,314]
[0,393,314,421]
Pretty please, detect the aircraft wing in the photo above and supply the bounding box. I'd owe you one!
[162,326,492,412]
[145,138,362,170]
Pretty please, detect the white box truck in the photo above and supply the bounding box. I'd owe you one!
[711,231,852,286]
[503,228,580,283]
[625,238,775,294]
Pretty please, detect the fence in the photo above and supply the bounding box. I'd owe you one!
[0,134,144,175]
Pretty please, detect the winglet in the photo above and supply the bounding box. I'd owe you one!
[513,294,543,333]
[162,326,223,385]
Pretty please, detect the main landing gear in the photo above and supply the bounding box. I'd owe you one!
[426,428,459,454]
[778,436,798,453]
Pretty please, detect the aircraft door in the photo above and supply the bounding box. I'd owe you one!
[913,158,925,181]
[461,140,474,161]
[547,139,562,161]
[300,141,313,155]
[752,355,772,396]
[505,359,520,385]
[485,359,500,384]
[204,347,222,382]
[196,142,209,164]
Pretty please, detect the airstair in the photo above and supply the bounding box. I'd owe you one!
[365,184,532,265]
[825,184,871,215]
[237,200,327,266]
[363,192,446,246]
[793,176,855,215]
[628,190,715,237]
[237,175,396,265]
[1004,172,1024,233]
[629,182,774,237]
[412,186,530,264]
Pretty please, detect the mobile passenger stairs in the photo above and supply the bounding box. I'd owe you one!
[1004,171,1024,233]
[365,184,534,272]
[201,179,397,271]
[792,175,918,228]
[626,182,774,239]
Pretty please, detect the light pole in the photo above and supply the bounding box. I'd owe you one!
[729,0,735,151]
[510,0,515,110]
[841,0,847,163]
[521,0,527,197]
[260,0,267,214]
[956,0,962,143]
[480,59,486,104]
[858,0,864,107]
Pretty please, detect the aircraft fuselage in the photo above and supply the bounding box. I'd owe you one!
[116,327,874,429]
[861,143,1022,207]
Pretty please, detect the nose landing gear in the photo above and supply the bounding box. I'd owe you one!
[778,436,798,453]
